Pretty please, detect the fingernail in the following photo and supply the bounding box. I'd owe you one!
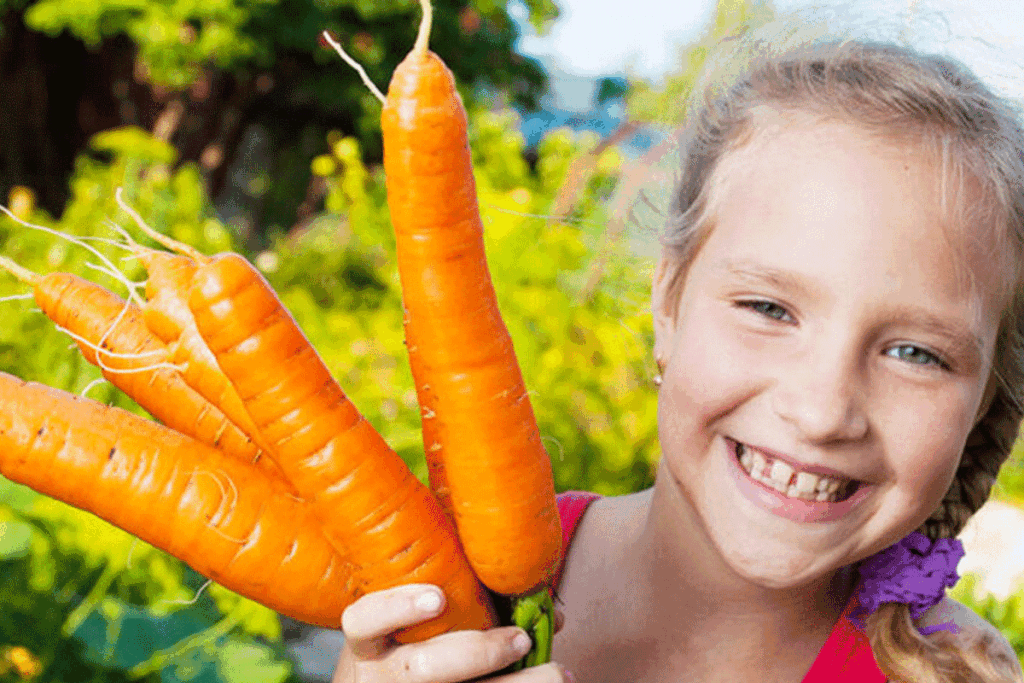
[512,632,533,654]
[416,591,442,613]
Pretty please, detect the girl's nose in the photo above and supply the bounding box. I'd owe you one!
[771,347,869,444]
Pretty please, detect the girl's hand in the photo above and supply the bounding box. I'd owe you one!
[332,584,571,683]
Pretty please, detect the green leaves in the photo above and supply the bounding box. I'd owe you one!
[0,129,293,683]
[25,0,267,87]
[0,519,33,560]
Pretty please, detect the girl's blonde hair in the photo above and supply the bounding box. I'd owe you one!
[657,12,1024,683]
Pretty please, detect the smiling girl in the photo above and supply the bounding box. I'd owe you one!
[331,18,1024,683]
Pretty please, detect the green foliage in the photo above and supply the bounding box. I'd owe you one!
[0,130,295,682]
[24,0,268,88]
[950,573,1024,660]
[11,0,557,105]
[990,435,1024,507]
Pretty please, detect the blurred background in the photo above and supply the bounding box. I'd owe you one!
[1,0,1024,680]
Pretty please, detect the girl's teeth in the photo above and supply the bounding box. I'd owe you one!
[750,449,768,479]
[740,449,753,472]
[769,460,795,490]
[734,441,853,503]
[794,472,818,493]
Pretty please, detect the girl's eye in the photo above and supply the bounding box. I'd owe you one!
[738,300,792,322]
[886,344,950,370]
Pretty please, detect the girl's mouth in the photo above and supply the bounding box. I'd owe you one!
[732,440,861,504]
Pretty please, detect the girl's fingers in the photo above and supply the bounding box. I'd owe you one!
[384,626,533,682]
[342,584,447,659]
[340,584,568,681]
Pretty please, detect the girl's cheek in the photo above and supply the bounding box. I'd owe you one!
[883,384,973,478]
[665,308,771,417]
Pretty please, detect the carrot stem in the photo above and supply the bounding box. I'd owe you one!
[510,588,555,670]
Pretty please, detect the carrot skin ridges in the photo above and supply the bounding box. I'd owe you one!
[32,273,292,490]
[187,252,498,641]
[136,248,287,478]
[404,317,454,523]
[381,50,562,596]
[0,372,351,628]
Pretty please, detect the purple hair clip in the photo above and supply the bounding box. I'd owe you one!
[849,531,966,636]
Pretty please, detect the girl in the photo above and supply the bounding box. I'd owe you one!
[332,16,1024,683]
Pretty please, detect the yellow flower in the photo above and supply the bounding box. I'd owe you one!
[5,645,42,679]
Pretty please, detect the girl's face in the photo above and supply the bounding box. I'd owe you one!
[653,117,1004,588]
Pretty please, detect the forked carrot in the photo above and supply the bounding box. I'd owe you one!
[379,0,562,598]
[0,372,352,627]
[106,189,498,639]
[127,243,283,466]
[101,198,284,466]
[0,257,290,487]
[187,250,497,641]
[108,191,499,638]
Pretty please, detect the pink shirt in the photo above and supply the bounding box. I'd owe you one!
[554,491,886,682]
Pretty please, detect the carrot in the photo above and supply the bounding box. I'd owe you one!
[379,0,561,598]
[404,318,454,522]
[127,243,284,467]
[0,256,290,488]
[186,251,497,641]
[108,192,496,639]
[0,371,353,628]
[134,244,199,343]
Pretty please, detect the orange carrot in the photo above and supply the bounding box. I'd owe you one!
[380,0,561,597]
[135,245,199,343]
[403,317,454,522]
[109,195,496,639]
[187,251,497,641]
[0,257,289,487]
[0,372,352,628]
[129,244,283,468]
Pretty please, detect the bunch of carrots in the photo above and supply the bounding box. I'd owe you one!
[0,0,562,668]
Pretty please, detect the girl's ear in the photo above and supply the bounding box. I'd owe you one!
[651,257,677,362]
